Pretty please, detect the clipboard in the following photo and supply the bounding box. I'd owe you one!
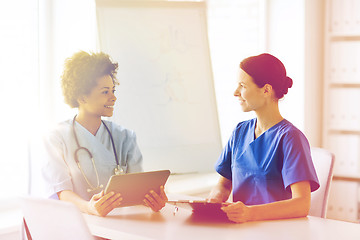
[167,200,223,213]
[104,170,170,207]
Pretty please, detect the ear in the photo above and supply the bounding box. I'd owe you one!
[263,84,272,96]
[77,96,87,105]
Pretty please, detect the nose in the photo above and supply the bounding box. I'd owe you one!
[234,86,240,97]
[111,92,117,102]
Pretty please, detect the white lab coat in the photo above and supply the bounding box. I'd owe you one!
[41,119,143,200]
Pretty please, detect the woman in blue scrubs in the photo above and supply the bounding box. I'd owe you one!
[42,51,167,217]
[208,53,319,223]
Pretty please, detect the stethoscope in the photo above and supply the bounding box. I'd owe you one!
[72,115,126,192]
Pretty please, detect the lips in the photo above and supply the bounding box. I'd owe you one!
[104,105,114,109]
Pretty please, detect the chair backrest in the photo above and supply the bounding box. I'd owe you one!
[20,196,94,240]
[309,147,335,218]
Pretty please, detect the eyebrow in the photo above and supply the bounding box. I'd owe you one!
[99,86,115,90]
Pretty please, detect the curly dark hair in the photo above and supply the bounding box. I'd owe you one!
[61,51,119,108]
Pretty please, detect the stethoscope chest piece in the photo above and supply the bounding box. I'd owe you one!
[114,165,124,175]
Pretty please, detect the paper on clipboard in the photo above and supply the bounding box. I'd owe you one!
[167,200,223,213]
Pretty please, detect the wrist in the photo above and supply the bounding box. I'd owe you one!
[86,200,96,215]
[246,205,256,222]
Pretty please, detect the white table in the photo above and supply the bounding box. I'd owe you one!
[83,204,360,240]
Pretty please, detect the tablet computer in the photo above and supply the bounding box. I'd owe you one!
[104,170,170,207]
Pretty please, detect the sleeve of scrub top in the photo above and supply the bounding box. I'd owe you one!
[125,130,143,173]
[215,126,237,180]
[281,130,320,192]
[41,130,74,198]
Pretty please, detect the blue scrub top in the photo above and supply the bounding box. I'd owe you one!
[215,118,319,205]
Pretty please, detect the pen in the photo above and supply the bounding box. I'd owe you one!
[173,206,179,216]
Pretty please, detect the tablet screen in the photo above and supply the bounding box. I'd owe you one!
[104,170,170,207]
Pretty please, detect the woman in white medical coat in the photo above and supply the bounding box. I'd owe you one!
[42,51,167,216]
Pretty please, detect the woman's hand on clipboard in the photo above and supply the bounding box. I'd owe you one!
[143,186,168,212]
[88,190,123,217]
[220,201,251,223]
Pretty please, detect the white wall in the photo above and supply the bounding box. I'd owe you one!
[266,0,324,147]
[207,0,264,145]
[304,0,325,147]
[266,0,305,131]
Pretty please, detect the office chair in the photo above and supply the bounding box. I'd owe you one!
[20,196,95,240]
[308,147,335,218]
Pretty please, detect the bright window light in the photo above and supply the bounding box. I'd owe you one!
[0,0,39,200]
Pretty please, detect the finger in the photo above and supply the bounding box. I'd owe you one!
[159,186,168,201]
[222,202,232,206]
[143,198,158,212]
[145,193,158,207]
[96,193,121,211]
[149,188,166,209]
[107,193,122,205]
[98,208,111,217]
[96,191,114,206]
[92,190,104,201]
[143,200,150,207]
[104,193,122,207]
[222,207,240,214]
[224,212,243,223]
[101,196,123,216]
[221,202,240,212]
[98,207,112,217]
[222,208,234,215]
[97,192,118,206]
[144,195,160,212]
[221,205,231,213]
[226,210,246,223]
[112,196,123,208]
[95,197,121,216]
[222,207,242,215]
[149,190,164,205]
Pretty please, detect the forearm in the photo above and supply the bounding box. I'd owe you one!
[57,190,90,214]
[214,185,232,202]
[248,195,311,221]
[208,176,232,202]
[222,181,312,223]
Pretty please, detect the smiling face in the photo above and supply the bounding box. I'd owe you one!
[79,74,117,118]
[234,69,267,112]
